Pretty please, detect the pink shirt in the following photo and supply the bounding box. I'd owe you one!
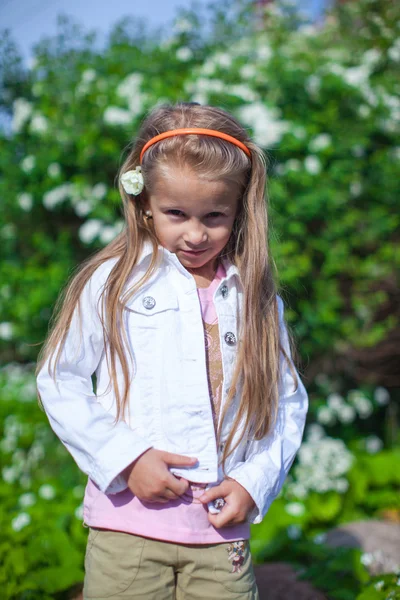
[83,264,250,543]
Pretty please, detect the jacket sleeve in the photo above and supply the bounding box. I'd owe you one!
[227,295,308,524]
[36,263,153,495]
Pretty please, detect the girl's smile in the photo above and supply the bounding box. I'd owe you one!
[145,166,240,284]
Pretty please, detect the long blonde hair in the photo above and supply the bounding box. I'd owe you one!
[36,102,298,473]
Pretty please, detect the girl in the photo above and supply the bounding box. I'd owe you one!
[36,102,308,600]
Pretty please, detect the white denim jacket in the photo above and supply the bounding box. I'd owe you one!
[36,242,308,524]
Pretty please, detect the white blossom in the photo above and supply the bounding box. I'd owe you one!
[0,322,13,340]
[388,39,400,62]
[306,423,325,442]
[20,155,36,173]
[212,52,232,68]
[75,503,84,519]
[287,524,302,540]
[292,126,307,140]
[12,98,32,133]
[186,77,224,97]
[43,183,74,210]
[79,219,103,244]
[74,200,93,217]
[305,75,321,96]
[117,73,147,119]
[229,84,259,103]
[99,225,119,245]
[285,502,305,517]
[240,65,257,79]
[349,391,373,419]
[27,442,45,465]
[38,484,56,500]
[120,167,144,195]
[17,193,33,212]
[92,183,107,200]
[2,465,19,483]
[82,68,97,83]
[286,159,302,172]
[304,155,322,175]
[19,493,36,508]
[0,437,17,453]
[238,103,290,147]
[199,59,216,77]
[365,435,383,454]
[30,113,49,134]
[358,105,371,118]
[20,474,32,489]
[351,145,365,158]
[362,49,382,67]
[103,107,132,126]
[350,181,363,197]
[338,404,356,424]
[76,69,97,96]
[361,552,374,566]
[374,386,390,406]
[256,44,273,61]
[100,221,124,245]
[328,63,345,78]
[11,512,31,531]
[309,133,332,152]
[361,87,378,107]
[374,581,384,591]
[297,24,318,36]
[47,163,61,178]
[173,18,193,34]
[288,436,353,497]
[176,47,193,62]
[313,533,326,544]
[343,65,370,87]
[1,224,16,239]
[327,393,345,411]
[334,478,349,493]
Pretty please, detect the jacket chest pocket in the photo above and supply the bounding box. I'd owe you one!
[123,290,179,355]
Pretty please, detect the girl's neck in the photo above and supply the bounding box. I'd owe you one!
[186,259,220,289]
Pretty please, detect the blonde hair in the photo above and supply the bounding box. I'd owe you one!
[36,102,298,474]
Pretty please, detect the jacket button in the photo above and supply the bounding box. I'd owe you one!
[220,284,228,298]
[224,332,236,346]
[142,296,156,310]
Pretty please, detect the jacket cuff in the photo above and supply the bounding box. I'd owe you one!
[90,431,153,495]
[227,462,276,525]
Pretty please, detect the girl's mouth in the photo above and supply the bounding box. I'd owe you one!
[180,249,208,256]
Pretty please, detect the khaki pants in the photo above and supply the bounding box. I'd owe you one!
[83,527,259,600]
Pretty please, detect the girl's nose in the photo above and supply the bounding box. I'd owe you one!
[185,222,208,246]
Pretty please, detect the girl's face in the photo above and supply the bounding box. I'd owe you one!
[144,166,240,282]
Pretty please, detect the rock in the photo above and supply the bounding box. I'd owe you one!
[325,519,400,575]
[254,562,328,600]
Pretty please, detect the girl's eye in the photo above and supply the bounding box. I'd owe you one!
[167,210,185,217]
[207,212,223,218]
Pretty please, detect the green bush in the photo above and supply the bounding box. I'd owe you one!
[0,0,399,387]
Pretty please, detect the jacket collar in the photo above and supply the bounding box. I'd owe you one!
[136,240,240,284]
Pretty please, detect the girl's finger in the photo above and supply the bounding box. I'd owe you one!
[166,472,191,497]
[162,487,180,501]
[145,496,170,504]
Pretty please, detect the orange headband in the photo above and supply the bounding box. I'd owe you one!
[139,128,251,163]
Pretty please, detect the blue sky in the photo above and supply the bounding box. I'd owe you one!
[1,0,329,65]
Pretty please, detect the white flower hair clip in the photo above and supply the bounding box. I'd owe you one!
[120,166,144,196]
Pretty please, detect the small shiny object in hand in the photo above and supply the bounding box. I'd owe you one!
[208,497,226,514]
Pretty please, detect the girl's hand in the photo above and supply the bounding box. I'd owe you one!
[123,449,198,503]
[198,479,256,528]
